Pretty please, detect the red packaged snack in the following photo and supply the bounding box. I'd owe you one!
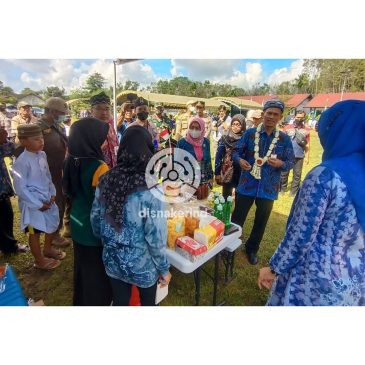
[176,236,207,262]
[208,219,225,243]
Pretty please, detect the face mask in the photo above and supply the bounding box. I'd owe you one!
[189,129,201,139]
[137,112,149,121]
[55,115,67,124]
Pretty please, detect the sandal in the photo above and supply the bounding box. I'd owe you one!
[44,249,66,260]
[34,258,61,270]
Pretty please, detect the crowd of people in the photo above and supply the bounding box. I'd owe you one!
[0,92,364,306]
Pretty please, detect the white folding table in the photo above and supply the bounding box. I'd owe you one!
[166,223,242,305]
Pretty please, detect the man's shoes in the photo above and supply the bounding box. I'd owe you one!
[246,252,258,265]
[52,235,71,247]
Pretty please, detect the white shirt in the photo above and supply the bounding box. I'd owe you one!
[11,149,59,233]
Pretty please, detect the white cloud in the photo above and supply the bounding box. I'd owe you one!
[268,59,304,85]
[2,59,305,94]
[225,62,263,88]
[3,59,160,92]
[20,72,42,88]
[170,59,242,81]
[170,59,264,89]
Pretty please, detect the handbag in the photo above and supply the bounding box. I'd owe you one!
[294,129,307,148]
[220,147,234,183]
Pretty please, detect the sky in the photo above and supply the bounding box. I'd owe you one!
[0,59,304,94]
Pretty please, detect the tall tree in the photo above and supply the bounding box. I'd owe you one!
[43,86,66,99]
[21,87,40,96]
[84,72,106,93]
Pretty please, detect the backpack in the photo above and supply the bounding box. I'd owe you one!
[221,147,234,183]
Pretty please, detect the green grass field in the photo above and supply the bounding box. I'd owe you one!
[0,131,323,306]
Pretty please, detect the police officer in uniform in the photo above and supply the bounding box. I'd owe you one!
[36,97,70,247]
[174,100,196,141]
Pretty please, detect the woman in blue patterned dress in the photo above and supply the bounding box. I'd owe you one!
[90,126,171,306]
[258,100,365,305]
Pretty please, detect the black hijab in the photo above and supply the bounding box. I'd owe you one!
[98,125,154,230]
[62,117,109,198]
[221,114,246,148]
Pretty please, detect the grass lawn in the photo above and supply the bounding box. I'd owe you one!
[0,131,323,306]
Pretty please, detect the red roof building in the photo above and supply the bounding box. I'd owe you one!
[238,95,279,106]
[238,94,312,110]
[306,92,365,109]
[285,94,312,108]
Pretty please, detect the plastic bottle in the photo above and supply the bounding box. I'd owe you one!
[224,196,233,228]
[213,198,220,218]
[216,204,224,222]
[208,193,215,208]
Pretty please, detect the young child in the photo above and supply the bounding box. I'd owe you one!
[11,124,66,270]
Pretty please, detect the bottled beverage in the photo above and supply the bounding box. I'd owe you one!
[224,196,233,228]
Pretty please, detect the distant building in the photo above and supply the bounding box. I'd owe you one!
[285,94,312,114]
[17,94,45,106]
[305,92,365,117]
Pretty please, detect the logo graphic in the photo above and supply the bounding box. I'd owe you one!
[145,148,201,203]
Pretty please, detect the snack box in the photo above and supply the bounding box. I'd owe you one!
[198,214,217,228]
[209,219,225,243]
[194,225,216,249]
[167,217,185,249]
[176,236,207,262]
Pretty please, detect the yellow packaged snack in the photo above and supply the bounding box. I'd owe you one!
[167,217,185,249]
[194,225,217,249]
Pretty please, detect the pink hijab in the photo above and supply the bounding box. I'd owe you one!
[186,116,205,161]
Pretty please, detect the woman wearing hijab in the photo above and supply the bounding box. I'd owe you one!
[90,126,171,306]
[214,114,246,199]
[258,100,365,305]
[176,116,213,200]
[62,117,112,306]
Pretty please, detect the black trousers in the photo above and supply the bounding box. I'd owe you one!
[0,197,18,254]
[73,241,113,306]
[222,182,235,200]
[110,277,157,306]
[280,157,304,195]
[231,193,274,255]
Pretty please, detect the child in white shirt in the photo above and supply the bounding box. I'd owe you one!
[12,124,66,270]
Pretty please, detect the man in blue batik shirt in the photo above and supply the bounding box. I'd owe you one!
[232,100,295,265]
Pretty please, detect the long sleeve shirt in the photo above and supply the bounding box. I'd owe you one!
[268,166,365,306]
[232,128,295,200]
[90,188,170,288]
[11,149,59,233]
[176,137,213,184]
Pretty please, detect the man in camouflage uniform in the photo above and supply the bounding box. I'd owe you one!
[149,104,174,134]
[36,97,70,247]
[174,100,196,141]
